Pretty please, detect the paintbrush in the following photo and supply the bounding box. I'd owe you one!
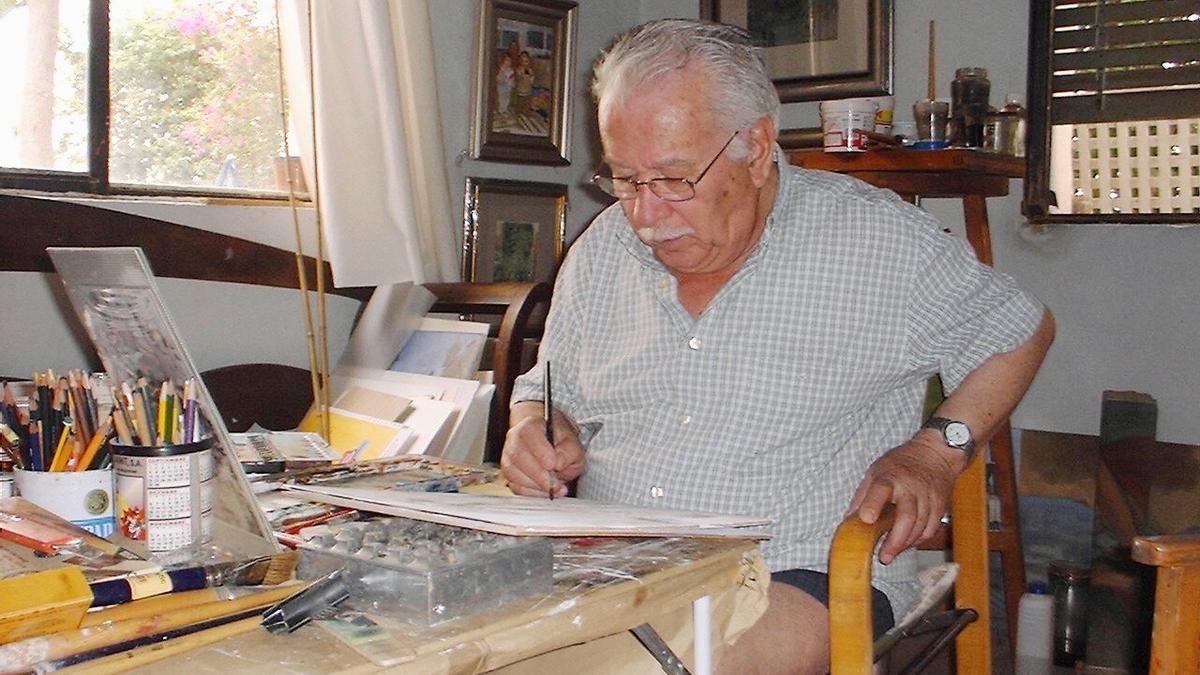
[0,551,295,645]
[0,582,302,672]
[87,550,298,607]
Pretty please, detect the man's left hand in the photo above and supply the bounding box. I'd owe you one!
[846,434,964,564]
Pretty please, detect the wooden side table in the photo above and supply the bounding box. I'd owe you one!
[788,148,1028,653]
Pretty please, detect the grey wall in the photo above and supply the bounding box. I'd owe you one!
[4,0,1198,444]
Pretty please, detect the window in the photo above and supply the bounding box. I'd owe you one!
[1026,0,1200,221]
[0,0,303,198]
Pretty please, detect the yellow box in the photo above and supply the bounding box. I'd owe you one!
[0,567,90,644]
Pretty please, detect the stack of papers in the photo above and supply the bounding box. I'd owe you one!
[284,485,773,539]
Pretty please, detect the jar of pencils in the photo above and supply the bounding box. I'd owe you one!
[112,437,214,556]
[12,466,116,537]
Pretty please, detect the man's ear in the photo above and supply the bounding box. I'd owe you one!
[746,116,778,188]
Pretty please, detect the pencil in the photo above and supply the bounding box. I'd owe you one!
[544,362,558,500]
[49,421,73,472]
[74,416,113,472]
[130,385,153,447]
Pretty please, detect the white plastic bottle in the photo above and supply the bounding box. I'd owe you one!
[1015,581,1055,674]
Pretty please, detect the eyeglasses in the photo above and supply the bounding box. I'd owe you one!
[591,132,739,202]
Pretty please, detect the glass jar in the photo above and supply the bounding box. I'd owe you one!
[951,67,991,147]
[1048,560,1091,667]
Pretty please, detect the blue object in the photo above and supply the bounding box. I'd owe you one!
[912,140,951,150]
[1028,580,1049,594]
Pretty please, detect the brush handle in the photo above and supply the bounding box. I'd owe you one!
[0,583,301,672]
[89,567,210,607]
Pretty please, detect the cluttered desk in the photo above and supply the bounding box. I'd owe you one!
[0,247,769,674]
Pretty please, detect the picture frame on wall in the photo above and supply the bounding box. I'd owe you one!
[462,178,567,284]
[470,0,577,165]
[700,0,893,103]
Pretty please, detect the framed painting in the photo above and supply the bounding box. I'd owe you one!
[701,0,893,103]
[462,178,567,284]
[470,0,577,165]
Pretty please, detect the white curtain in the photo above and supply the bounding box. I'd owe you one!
[278,0,460,287]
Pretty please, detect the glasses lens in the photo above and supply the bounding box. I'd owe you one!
[648,179,694,202]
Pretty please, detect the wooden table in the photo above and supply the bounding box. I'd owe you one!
[788,147,1028,653]
[122,537,767,674]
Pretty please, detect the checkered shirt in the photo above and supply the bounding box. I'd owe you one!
[512,149,1045,615]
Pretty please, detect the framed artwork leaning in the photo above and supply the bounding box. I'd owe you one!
[701,0,893,103]
[462,178,567,285]
[470,0,578,165]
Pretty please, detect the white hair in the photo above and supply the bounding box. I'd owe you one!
[591,19,780,158]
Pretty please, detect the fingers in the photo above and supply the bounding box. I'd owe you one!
[500,415,584,497]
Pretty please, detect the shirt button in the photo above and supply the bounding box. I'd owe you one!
[681,415,692,425]
[650,485,664,498]
[687,336,701,350]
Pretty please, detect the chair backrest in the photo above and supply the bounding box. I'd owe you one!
[828,452,992,674]
[425,282,551,464]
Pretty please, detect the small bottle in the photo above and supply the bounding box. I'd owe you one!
[1015,581,1055,674]
[994,94,1028,157]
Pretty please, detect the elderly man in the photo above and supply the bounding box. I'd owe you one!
[501,18,1053,674]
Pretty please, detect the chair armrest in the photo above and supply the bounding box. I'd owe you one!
[828,505,896,675]
[1132,533,1200,674]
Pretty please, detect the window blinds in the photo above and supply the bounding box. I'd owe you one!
[1051,0,1200,124]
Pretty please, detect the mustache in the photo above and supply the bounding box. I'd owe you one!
[636,225,693,244]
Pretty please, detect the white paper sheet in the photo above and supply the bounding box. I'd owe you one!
[283,485,772,539]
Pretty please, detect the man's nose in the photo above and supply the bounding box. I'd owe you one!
[627,186,672,226]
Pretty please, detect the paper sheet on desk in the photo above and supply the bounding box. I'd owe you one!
[283,485,772,539]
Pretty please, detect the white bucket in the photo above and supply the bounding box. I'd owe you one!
[820,99,878,152]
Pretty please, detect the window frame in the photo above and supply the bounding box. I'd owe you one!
[1023,0,1200,224]
[0,0,299,201]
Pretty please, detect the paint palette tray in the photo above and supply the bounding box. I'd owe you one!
[296,518,553,626]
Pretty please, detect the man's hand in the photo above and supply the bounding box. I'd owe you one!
[846,431,963,564]
[500,401,585,499]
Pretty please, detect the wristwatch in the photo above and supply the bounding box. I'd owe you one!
[923,416,978,463]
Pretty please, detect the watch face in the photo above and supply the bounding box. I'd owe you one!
[945,422,971,447]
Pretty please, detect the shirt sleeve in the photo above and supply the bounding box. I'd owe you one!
[510,228,592,426]
[905,227,1045,391]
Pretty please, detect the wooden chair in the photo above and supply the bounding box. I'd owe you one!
[200,363,316,432]
[0,193,551,465]
[829,450,992,674]
[425,282,551,464]
[1131,533,1200,674]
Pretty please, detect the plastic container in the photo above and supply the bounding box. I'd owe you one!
[112,437,214,554]
[820,98,878,152]
[297,518,554,626]
[11,467,116,537]
[865,95,895,135]
[1016,581,1055,666]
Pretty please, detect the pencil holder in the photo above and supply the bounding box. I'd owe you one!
[11,467,115,537]
[111,437,214,555]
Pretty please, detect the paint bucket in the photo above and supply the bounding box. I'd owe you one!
[11,468,116,537]
[820,98,878,152]
[112,437,214,554]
